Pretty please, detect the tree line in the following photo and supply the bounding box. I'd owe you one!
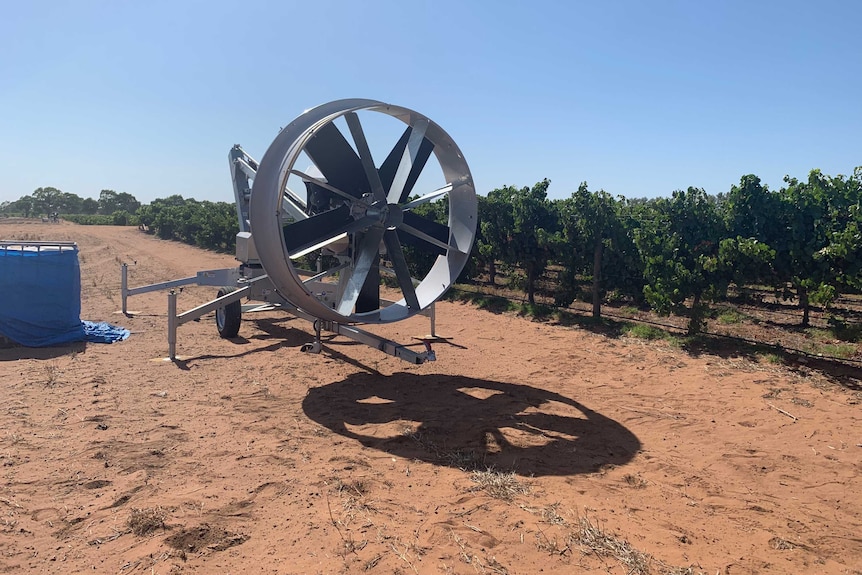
[3,167,860,333]
[1,190,238,252]
[1,187,141,219]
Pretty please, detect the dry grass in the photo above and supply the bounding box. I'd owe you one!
[43,362,61,387]
[622,473,648,489]
[540,503,566,525]
[567,512,707,575]
[127,507,167,536]
[570,513,651,574]
[403,426,481,470]
[450,532,509,574]
[470,468,530,501]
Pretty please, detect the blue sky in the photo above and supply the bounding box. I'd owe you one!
[1,0,860,205]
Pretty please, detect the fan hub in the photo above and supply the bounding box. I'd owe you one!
[383,203,403,229]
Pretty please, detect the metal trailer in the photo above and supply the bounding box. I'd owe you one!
[121,99,477,364]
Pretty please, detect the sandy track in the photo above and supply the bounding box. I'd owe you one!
[1,220,861,574]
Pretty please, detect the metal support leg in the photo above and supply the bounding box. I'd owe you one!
[430,303,436,338]
[168,290,177,360]
[121,263,128,315]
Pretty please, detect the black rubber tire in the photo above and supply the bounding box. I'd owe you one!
[215,286,242,338]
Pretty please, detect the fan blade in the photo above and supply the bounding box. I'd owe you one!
[344,112,387,203]
[337,226,386,316]
[384,230,420,310]
[378,126,410,190]
[283,205,354,255]
[355,254,380,313]
[304,122,370,198]
[399,211,450,254]
[378,125,435,205]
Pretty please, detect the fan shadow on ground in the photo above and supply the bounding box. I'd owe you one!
[303,372,640,477]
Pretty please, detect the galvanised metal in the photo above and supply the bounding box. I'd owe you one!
[248,99,477,324]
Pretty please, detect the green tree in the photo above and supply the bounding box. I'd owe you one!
[488,179,556,304]
[59,192,83,214]
[98,190,139,215]
[4,195,34,217]
[477,193,513,286]
[722,175,782,298]
[725,175,778,241]
[636,188,725,334]
[555,183,625,318]
[98,190,120,214]
[773,171,837,325]
[31,187,64,215]
[81,197,99,215]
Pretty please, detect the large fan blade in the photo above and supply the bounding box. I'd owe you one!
[378,126,435,205]
[399,211,450,254]
[355,253,380,313]
[344,112,387,203]
[283,205,353,255]
[337,226,386,315]
[384,230,420,310]
[304,122,370,198]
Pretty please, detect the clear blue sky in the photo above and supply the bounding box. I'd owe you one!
[1,0,860,205]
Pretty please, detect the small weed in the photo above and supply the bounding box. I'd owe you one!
[540,503,566,525]
[622,323,667,341]
[470,468,529,501]
[535,529,566,555]
[443,449,480,471]
[806,342,856,359]
[517,303,554,319]
[128,507,167,536]
[44,363,61,387]
[622,474,648,489]
[570,513,650,574]
[758,352,784,365]
[337,479,368,497]
[790,397,813,408]
[717,309,745,324]
[769,536,796,550]
[447,290,519,314]
[620,306,640,316]
[363,554,382,570]
[828,317,862,342]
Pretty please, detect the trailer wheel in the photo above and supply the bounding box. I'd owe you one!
[215,286,241,338]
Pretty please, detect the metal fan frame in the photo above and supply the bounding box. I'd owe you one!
[249,99,477,324]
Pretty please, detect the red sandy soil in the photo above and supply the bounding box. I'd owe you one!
[1,220,861,575]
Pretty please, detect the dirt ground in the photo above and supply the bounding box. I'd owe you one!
[1,220,861,575]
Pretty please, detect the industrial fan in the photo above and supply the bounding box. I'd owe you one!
[249,99,477,324]
[121,99,477,363]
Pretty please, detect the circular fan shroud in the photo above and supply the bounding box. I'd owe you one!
[249,99,477,324]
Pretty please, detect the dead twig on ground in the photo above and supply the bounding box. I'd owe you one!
[767,402,798,421]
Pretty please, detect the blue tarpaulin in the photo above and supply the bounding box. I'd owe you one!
[83,321,130,343]
[0,242,128,347]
